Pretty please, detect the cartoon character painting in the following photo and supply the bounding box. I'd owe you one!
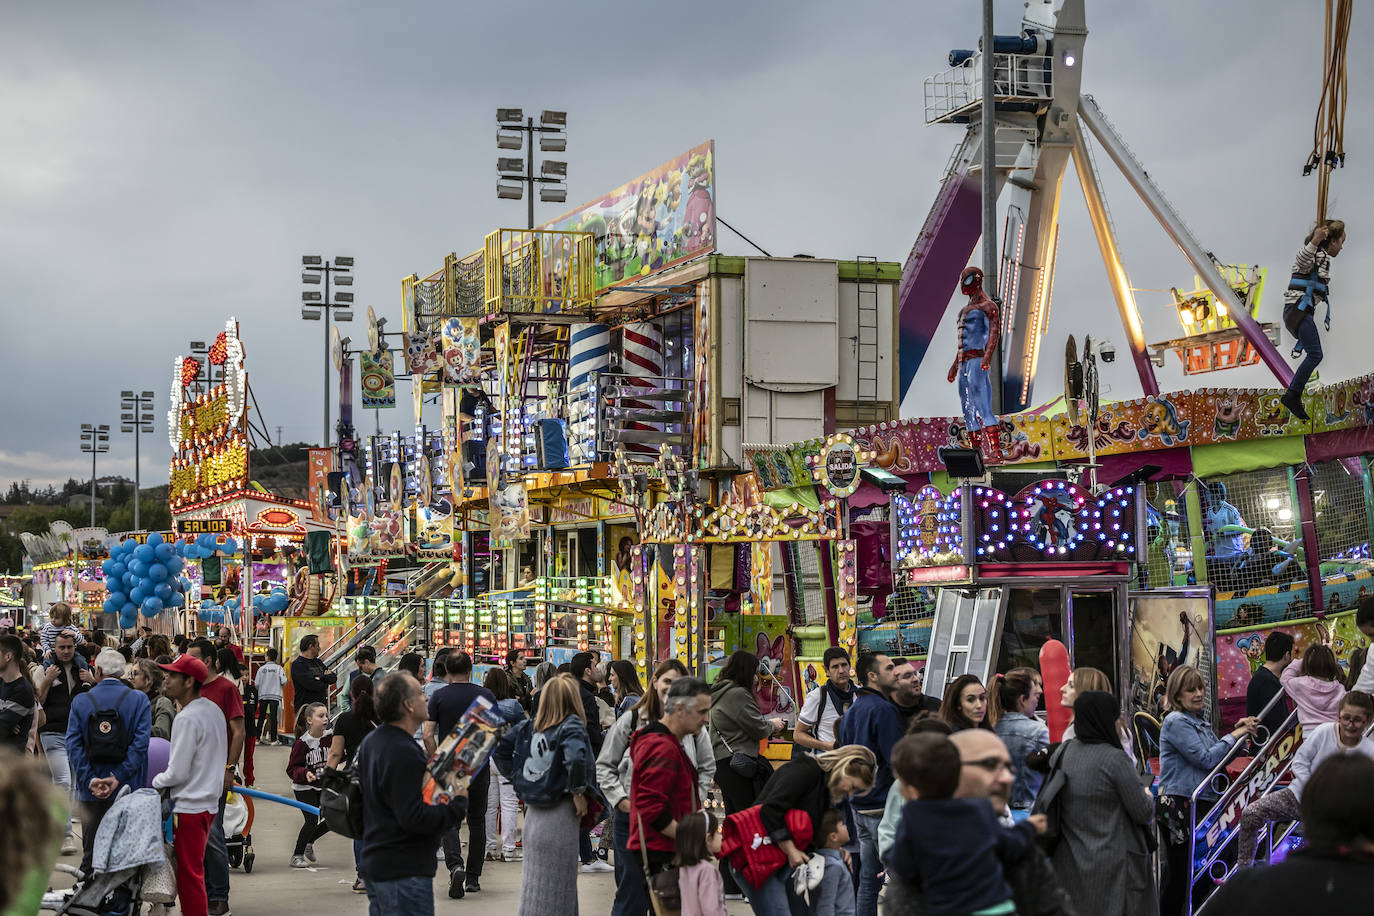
[1027,487,1078,548]
[403,330,442,379]
[441,317,481,385]
[681,152,714,253]
[1214,392,1242,439]
[753,632,793,716]
[1138,397,1190,446]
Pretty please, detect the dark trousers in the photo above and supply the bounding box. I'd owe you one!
[1161,796,1213,916]
[610,808,652,916]
[1284,307,1323,397]
[714,757,762,897]
[258,699,280,742]
[442,766,490,879]
[204,791,230,904]
[79,795,117,877]
[293,788,331,855]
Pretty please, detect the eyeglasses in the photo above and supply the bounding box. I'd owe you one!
[962,757,1015,774]
[1338,715,1369,726]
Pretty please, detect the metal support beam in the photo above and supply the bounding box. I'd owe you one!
[1078,95,1293,388]
[1069,121,1159,396]
[1293,466,1325,616]
[980,0,1002,415]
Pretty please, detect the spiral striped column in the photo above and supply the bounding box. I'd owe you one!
[567,323,610,462]
[620,321,663,455]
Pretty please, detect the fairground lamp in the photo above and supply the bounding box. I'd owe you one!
[79,423,110,527]
[120,391,157,530]
[495,107,569,228]
[301,255,355,445]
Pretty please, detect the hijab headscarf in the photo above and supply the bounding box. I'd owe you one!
[1072,690,1120,745]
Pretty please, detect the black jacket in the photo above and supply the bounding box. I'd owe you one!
[578,678,605,754]
[356,723,466,881]
[882,837,1078,916]
[290,655,335,708]
[754,756,832,850]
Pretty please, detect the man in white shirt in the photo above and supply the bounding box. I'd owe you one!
[153,655,228,916]
[253,648,287,745]
[793,648,856,753]
[1236,689,1374,866]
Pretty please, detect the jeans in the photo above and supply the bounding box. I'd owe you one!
[853,809,884,916]
[365,874,434,916]
[728,862,808,916]
[442,765,489,878]
[258,699,280,742]
[1285,306,1323,397]
[484,769,519,853]
[39,732,72,837]
[204,792,230,904]
[610,808,651,916]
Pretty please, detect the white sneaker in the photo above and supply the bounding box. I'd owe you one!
[503,848,521,861]
[580,860,613,874]
[290,855,310,869]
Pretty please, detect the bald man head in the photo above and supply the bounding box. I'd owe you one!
[951,729,1014,815]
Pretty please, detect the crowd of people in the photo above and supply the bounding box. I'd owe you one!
[5,598,1374,916]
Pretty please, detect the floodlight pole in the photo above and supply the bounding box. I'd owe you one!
[527,116,535,230]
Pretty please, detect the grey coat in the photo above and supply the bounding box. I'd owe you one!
[1049,740,1157,916]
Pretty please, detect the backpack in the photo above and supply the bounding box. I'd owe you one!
[319,763,364,839]
[86,686,131,765]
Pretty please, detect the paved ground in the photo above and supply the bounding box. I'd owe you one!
[52,740,752,914]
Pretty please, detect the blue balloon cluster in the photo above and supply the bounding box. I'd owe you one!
[185,532,240,560]
[197,583,287,625]
[102,533,189,630]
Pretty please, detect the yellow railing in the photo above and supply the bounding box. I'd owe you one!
[483,228,595,315]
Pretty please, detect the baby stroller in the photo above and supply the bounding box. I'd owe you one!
[43,788,171,916]
[225,783,257,873]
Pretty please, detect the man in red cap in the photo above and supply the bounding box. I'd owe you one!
[152,655,227,916]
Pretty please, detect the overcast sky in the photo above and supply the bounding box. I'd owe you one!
[2,0,1369,490]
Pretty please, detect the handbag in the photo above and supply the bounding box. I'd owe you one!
[1029,743,1068,854]
[318,765,365,839]
[720,732,759,780]
[635,812,681,916]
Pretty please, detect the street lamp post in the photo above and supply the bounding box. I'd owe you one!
[496,109,569,229]
[79,424,110,528]
[120,391,156,530]
[300,256,355,445]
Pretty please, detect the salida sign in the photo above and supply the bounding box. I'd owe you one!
[175,518,231,535]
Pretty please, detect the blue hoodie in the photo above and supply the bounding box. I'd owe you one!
[838,687,904,810]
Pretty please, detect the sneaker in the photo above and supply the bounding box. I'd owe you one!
[581,860,614,874]
[61,836,79,856]
[485,847,501,861]
[208,902,232,916]
[464,877,481,893]
[290,855,309,869]
[725,893,746,901]
[448,867,466,899]
[502,848,521,861]
[351,877,366,894]
[596,847,610,862]
[304,843,317,864]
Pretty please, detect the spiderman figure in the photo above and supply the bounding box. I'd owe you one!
[1034,494,1072,546]
[947,266,1002,462]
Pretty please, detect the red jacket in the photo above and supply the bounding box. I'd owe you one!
[629,722,700,853]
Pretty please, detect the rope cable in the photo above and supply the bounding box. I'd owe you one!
[1305,0,1352,221]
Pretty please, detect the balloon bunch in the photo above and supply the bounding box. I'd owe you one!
[185,532,240,560]
[253,585,290,616]
[102,533,189,630]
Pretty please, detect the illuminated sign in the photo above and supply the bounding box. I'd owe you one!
[813,434,872,499]
[176,518,231,535]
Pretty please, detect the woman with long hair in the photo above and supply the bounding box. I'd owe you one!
[597,659,716,916]
[129,658,177,741]
[495,674,601,916]
[482,667,522,862]
[1157,665,1258,914]
[709,650,784,898]
[328,675,377,892]
[988,668,1048,809]
[731,745,876,915]
[939,674,992,731]
[1061,666,1135,760]
[1050,691,1157,916]
[1280,643,1346,730]
[607,659,643,719]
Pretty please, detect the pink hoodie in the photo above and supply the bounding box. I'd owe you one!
[1281,659,1347,731]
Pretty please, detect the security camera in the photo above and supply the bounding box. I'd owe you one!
[1099,339,1117,363]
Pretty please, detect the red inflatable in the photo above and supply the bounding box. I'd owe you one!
[1040,638,1071,742]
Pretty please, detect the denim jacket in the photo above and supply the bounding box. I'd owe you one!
[1158,711,1236,800]
[994,712,1050,809]
[495,712,600,808]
